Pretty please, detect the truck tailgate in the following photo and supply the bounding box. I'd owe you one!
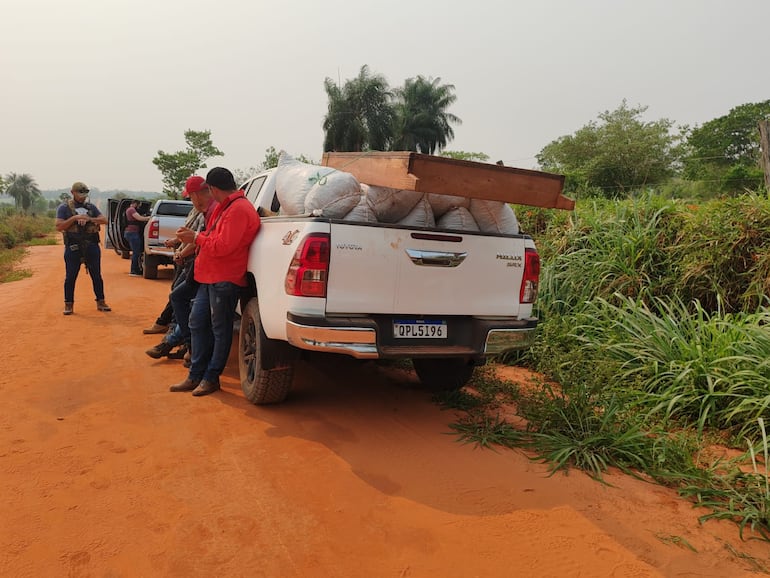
[324,223,529,317]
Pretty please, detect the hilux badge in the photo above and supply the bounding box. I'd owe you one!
[282,229,300,245]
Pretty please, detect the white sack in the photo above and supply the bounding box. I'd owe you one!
[426,193,471,218]
[342,194,378,223]
[363,184,423,223]
[304,176,362,218]
[397,196,435,228]
[436,206,480,232]
[275,152,321,215]
[469,199,520,234]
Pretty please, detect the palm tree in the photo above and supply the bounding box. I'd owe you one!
[322,65,394,152]
[3,173,42,213]
[392,76,462,154]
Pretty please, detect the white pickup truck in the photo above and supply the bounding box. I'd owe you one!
[142,199,193,279]
[236,152,571,405]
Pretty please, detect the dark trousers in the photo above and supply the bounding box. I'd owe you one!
[124,230,143,274]
[188,282,240,383]
[64,242,105,303]
[166,274,199,347]
[155,264,185,326]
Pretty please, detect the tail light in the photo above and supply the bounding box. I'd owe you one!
[285,233,330,297]
[520,247,540,304]
[147,219,160,240]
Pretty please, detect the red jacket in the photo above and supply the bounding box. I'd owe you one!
[193,191,260,286]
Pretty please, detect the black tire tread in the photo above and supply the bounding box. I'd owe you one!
[239,298,295,405]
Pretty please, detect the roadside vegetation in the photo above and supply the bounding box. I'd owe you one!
[440,192,770,543]
[0,208,57,282]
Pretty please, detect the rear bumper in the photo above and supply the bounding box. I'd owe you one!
[145,246,175,263]
[285,313,537,360]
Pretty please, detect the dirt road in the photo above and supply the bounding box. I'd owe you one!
[0,243,767,577]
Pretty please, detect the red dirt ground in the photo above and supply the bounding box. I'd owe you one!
[0,242,768,577]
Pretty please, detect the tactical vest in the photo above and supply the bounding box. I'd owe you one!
[63,199,101,245]
[64,199,101,234]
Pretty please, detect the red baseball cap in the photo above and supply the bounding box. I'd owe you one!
[182,176,207,198]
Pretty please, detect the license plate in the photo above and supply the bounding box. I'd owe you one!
[393,320,447,339]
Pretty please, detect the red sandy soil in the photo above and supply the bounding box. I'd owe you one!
[0,242,768,577]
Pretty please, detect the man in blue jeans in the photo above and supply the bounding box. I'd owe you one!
[145,176,217,360]
[123,200,150,276]
[169,167,260,396]
[55,181,111,315]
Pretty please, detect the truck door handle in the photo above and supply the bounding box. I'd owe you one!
[405,249,467,267]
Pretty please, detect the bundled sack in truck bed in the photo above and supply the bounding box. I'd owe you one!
[274,151,519,234]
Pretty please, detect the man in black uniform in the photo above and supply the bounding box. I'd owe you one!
[55,181,111,315]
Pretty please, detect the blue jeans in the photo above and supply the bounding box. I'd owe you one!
[166,273,199,347]
[64,240,105,303]
[188,282,240,383]
[124,230,143,274]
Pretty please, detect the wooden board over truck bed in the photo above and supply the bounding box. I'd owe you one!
[321,151,574,210]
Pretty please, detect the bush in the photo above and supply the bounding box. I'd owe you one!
[0,222,18,249]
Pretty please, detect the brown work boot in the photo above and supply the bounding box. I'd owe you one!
[166,343,188,360]
[192,379,220,397]
[183,349,191,368]
[143,323,169,335]
[96,299,112,312]
[146,341,173,359]
[169,377,200,392]
[63,302,74,316]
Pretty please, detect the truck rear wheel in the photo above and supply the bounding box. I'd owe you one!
[412,358,475,391]
[143,254,159,279]
[239,298,296,404]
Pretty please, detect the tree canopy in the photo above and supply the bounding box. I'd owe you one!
[682,100,770,193]
[536,101,681,197]
[392,76,461,154]
[2,173,42,213]
[322,65,461,155]
[323,65,394,152]
[152,130,223,198]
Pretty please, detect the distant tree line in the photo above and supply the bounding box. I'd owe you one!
[537,99,770,198]
[5,65,768,204]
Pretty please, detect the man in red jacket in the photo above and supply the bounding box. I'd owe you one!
[169,167,260,396]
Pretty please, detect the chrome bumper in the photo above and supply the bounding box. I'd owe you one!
[286,321,378,359]
[483,328,537,354]
[286,317,537,360]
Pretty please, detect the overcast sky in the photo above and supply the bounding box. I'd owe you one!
[2,0,768,192]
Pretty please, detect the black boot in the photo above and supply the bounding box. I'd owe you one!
[145,341,173,359]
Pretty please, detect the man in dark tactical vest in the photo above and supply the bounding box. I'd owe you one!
[55,181,111,315]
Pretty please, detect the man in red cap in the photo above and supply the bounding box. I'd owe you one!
[146,176,217,360]
[170,167,260,396]
[142,178,201,334]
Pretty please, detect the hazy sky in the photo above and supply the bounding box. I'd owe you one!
[2,0,768,192]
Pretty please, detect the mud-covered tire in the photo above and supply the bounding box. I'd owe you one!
[239,298,296,405]
[143,254,159,279]
[412,357,475,391]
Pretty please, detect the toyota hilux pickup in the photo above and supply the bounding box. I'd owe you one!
[142,199,193,279]
[236,152,572,405]
[106,197,192,278]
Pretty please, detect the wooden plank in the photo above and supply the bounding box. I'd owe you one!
[321,151,574,210]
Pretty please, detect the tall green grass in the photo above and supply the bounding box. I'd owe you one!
[455,189,770,540]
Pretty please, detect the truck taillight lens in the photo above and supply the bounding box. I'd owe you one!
[285,233,330,297]
[520,247,540,304]
[148,219,159,240]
